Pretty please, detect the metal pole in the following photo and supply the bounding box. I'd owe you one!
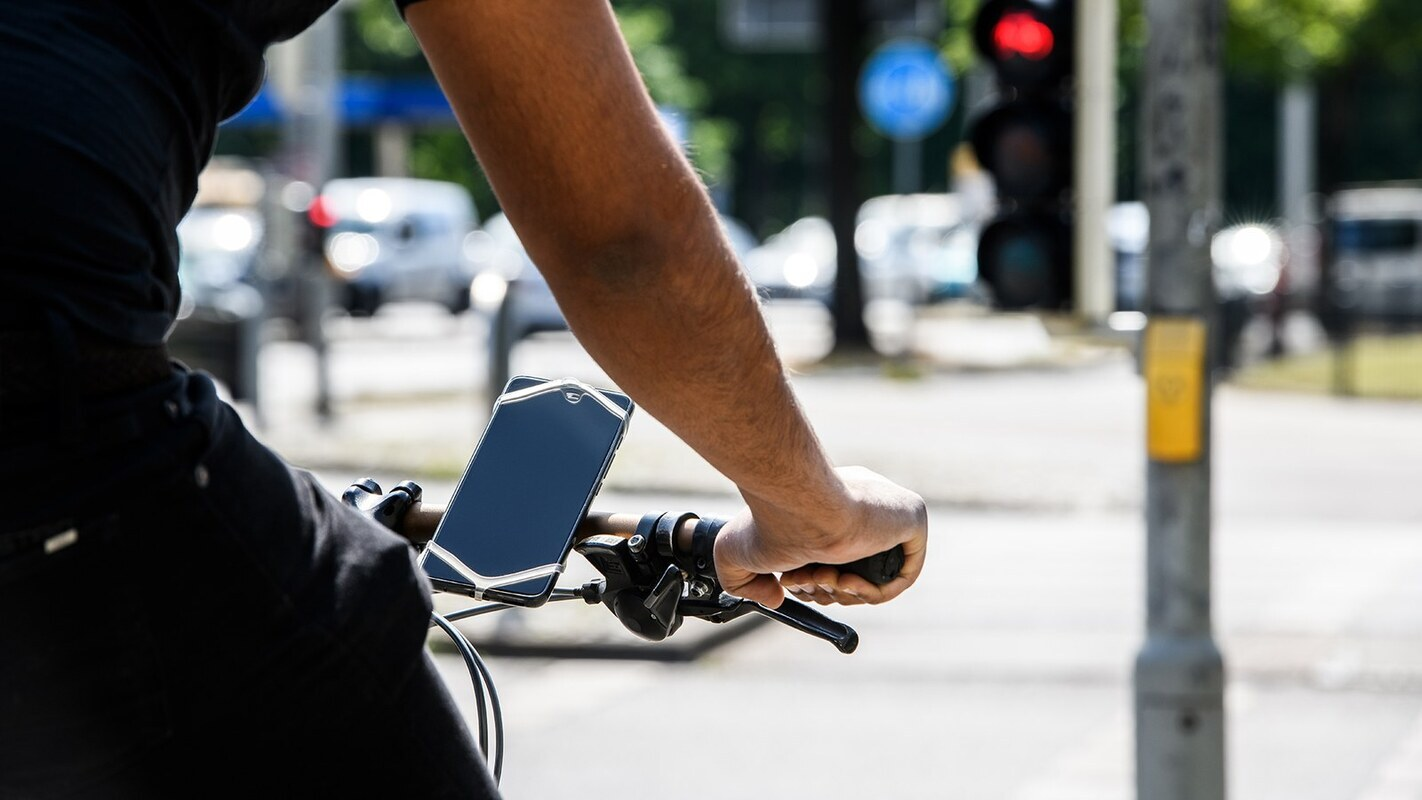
[893,139,921,195]
[1074,0,1118,324]
[1134,0,1227,796]
[280,11,341,420]
[1277,79,1316,227]
[376,122,412,178]
[824,0,872,352]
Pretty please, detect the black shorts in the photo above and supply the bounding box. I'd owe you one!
[0,369,499,798]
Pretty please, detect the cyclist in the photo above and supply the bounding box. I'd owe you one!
[0,1,928,797]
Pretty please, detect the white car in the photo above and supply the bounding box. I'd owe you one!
[857,194,981,304]
[318,177,479,315]
[743,216,837,304]
[743,195,982,308]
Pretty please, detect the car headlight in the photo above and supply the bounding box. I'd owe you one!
[471,271,509,309]
[783,252,820,289]
[326,232,380,277]
[212,213,254,252]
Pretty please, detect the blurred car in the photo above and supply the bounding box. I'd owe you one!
[856,194,981,304]
[743,216,837,304]
[1110,203,1285,370]
[1108,201,1150,312]
[318,177,479,315]
[464,212,566,346]
[743,195,983,308]
[1111,203,1284,310]
[171,205,265,403]
[1212,222,1285,299]
[1323,187,1422,322]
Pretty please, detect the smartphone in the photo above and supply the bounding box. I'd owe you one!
[418,375,633,606]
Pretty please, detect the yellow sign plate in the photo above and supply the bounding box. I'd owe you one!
[1145,317,1207,462]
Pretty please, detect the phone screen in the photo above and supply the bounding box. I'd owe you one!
[419,376,632,606]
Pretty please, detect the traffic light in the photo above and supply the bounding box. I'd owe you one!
[970,0,1074,310]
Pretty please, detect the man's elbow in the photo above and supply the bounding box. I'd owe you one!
[534,207,710,297]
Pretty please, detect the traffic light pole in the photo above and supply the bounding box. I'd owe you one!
[1134,0,1227,797]
[1073,0,1117,323]
[824,0,871,353]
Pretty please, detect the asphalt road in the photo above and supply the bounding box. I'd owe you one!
[251,302,1422,799]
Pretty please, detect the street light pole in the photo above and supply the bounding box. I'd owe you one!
[1134,0,1227,796]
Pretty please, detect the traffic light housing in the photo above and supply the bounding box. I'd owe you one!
[970,0,1075,310]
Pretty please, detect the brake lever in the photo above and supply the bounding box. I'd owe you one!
[751,598,860,654]
[679,592,860,655]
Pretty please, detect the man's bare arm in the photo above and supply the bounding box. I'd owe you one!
[404,0,925,606]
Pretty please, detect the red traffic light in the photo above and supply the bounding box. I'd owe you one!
[973,0,1073,92]
[993,11,1054,61]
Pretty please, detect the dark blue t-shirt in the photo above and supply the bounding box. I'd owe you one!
[0,0,340,345]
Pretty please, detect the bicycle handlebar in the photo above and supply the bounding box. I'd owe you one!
[343,479,901,653]
[399,506,903,587]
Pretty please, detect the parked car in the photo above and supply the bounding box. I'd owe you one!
[1110,202,1285,370]
[743,216,837,304]
[464,211,567,346]
[171,205,265,404]
[1323,186,1422,322]
[856,193,981,304]
[318,177,479,315]
[1110,202,1284,309]
[743,195,983,308]
[1108,201,1150,312]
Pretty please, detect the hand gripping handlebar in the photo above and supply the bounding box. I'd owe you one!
[343,480,905,654]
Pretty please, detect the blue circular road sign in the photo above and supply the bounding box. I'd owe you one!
[859,39,955,142]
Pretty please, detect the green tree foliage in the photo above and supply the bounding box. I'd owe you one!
[341,0,735,212]
[613,6,737,185]
[610,1,825,234]
[347,0,423,67]
[1226,0,1374,78]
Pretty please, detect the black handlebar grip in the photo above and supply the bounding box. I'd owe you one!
[694,518,904,587]
[815,544,905,587]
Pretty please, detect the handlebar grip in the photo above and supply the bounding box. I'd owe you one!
[695,518,905,587]
[817,544,905,587]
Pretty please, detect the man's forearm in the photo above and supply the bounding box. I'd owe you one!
[543,191,845,516]
[406,0,846,516]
